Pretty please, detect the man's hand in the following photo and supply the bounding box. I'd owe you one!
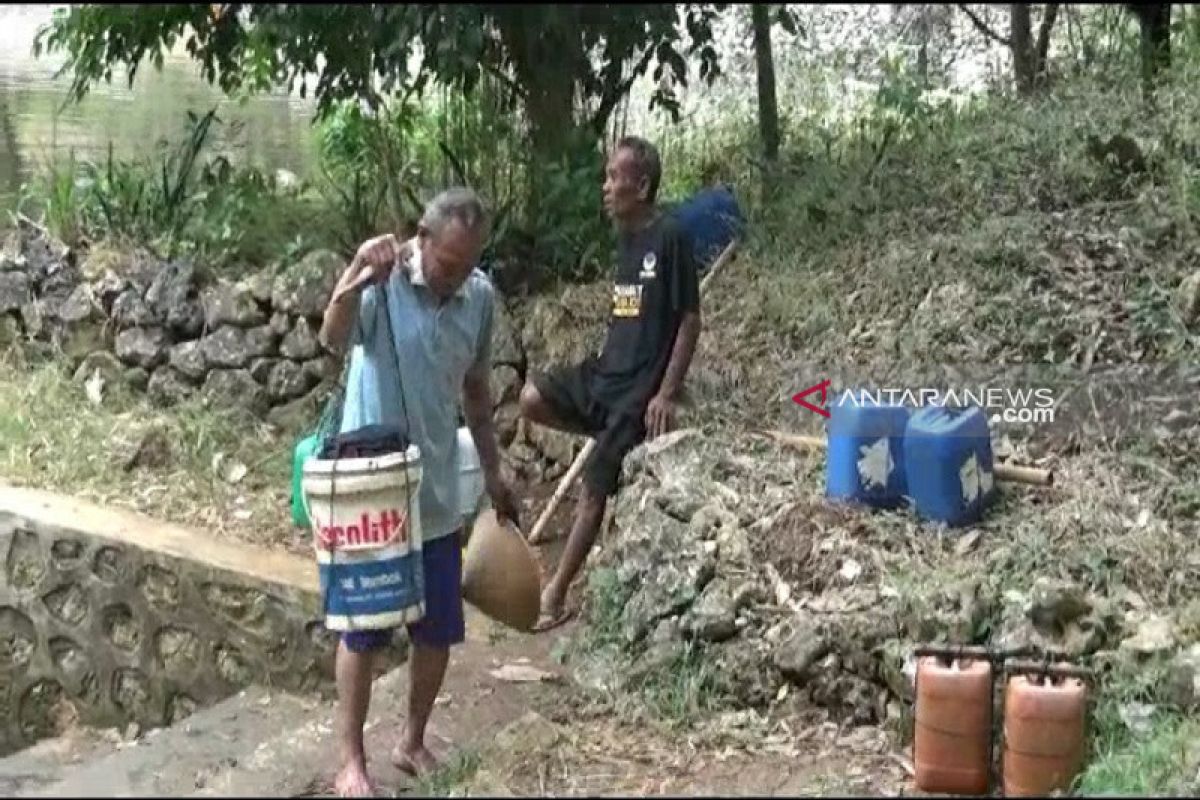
[485,472,522,531]
[331,234,414,305]
[644,392,678,440]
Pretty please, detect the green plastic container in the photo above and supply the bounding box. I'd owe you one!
[291,432,324,529]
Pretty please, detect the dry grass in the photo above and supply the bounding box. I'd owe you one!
[0,346,302,552]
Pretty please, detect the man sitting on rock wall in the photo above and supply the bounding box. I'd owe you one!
[318,187,520,796]
[519,136,703,632]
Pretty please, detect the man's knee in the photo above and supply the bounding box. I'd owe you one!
[518,380,546,421]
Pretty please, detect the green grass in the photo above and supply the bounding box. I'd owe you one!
[411,750,482,797]
[1078,713,1200,796]
[0,349,296,545]
[634,642,727,727]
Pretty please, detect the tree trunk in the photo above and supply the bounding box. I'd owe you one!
[1129,4,1171,100]
[1010,4,1035,94]
[751,3,780,201]
[494,7,583,230]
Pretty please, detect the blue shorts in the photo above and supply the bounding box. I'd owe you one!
[342,530,465,652]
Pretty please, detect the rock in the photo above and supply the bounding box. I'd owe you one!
[268,360,316,402]
[92,271,130,309]
[115,327,169,369]
[302,355,342,384]
[41,262,82,300]
[272,249,342,319]
[714,639,781,707]
[267,382,335,431]
[1120,615,1176,655]
[56,284,100,324]
[485,711,562,758]
[168,341,208,382]
[0,315,23,347]
[144,259,198,321]
[0,272,31,313]
[79,242,129,282]
[491,365,522,409]
[19,301,45,340]
[0,236,25,272]
[527,424,581,466]
[201,369,269,416]
[111,289,157,329]
[877,639,916,703]
[773,618,831,683]
[492,301,524,369]
[686,578,741,642]
[249,357,280,384]
[617,506,716,644]
[280,318,321,361]
[18,226,71,284]
[125,368,150,391]
[167,298,205,339]
[269,311,291,338]
[118,426,173,471]
[202,281,266,329]
[495,402,521,448]
[243,271,275,304]
[73,351,124,385]
[54,319,111,368]
[1166,644,1200,711]
[1175,272,1200,326]
[147,369,195,407]
[200,325,277,369]
[1029,578,1092,636]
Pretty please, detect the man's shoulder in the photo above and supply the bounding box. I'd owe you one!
[463,267,498,314]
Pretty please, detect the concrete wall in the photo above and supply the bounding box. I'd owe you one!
[0,486,404,756]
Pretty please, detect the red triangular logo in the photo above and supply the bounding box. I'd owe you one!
[792,379,832,418]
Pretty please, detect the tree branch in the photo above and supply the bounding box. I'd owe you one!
[956,4,1012,47]
[1035,3,1060,70]
[588,47,655,135]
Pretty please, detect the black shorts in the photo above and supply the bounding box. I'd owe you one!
[530,362,646,497]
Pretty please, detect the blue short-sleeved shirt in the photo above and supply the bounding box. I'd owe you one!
[339,242,495,543]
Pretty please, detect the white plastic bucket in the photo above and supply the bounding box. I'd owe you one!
[456,426,485,519]
[302,446,426,632]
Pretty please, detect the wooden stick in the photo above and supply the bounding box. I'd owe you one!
[526,237,741,545]
[753,429,1055,487]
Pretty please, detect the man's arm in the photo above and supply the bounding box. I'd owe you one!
[318,234,413,355]
[645,224,702,438]
[462,365,503,485]
[462,292,521,527]
[318,279,363,356]
[656,310,702,401]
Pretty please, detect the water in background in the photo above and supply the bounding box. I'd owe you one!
[0,4,319,213]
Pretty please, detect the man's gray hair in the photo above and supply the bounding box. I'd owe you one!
[420,187,490,240]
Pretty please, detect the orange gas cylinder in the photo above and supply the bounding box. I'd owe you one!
[1002,669,1087,797]
[913,655,993,795]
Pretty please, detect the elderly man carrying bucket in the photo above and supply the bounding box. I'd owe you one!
[318,187,520,797]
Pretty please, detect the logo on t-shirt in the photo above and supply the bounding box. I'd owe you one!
[612,283,643,318]
[639,251,658,280]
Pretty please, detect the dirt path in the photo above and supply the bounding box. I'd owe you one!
[275,509,912,798]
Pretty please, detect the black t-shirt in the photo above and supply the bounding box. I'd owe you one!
[590,212,700,413]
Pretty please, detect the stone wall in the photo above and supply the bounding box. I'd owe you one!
[0,221,615,482]
[0,223,346,431]
[0,489,404,757]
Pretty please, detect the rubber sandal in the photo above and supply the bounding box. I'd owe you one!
[532,606,575,633]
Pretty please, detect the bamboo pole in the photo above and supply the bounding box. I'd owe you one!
[754,429,1055,487]
[526,237,741,545]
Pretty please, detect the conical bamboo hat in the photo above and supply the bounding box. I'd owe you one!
[461,508,541,632]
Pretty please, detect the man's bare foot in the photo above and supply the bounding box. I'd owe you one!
[391,742,440,777]
[334,759,375,797]
[533,584,573,633]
